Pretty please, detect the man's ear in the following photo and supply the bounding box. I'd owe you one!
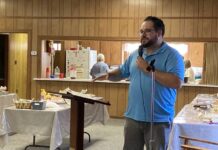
[157,30,162,37]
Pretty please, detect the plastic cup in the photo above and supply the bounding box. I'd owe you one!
[59,73,64,78]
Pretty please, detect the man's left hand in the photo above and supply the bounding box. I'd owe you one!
[136,57,150,73]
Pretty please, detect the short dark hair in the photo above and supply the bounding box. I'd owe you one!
[144,16,165,36]
[184,60,191,68]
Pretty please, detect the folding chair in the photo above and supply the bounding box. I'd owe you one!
[179,135,218,150]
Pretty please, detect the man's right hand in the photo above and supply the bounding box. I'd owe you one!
[92,73,109,82]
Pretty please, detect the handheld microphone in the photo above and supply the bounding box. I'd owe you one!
[146,59,155,72]
[138,45,144,57]
[138,45,155,72]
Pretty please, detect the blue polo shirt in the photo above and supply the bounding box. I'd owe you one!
[119,42,184,122]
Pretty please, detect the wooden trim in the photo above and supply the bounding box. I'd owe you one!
[37,36,42,78]
[2,16,218,20]
[38,35,218,42]
[4,35,9,87]
[26,30,32,99]
[0,30,32,33]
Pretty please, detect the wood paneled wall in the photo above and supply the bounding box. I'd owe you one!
[185,42,204,67]
[1,0,218,38]
[80,40,122,65]
[202,42,218,84]
[0,0,218,97]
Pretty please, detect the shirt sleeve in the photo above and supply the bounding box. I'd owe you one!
[104,64,110,72]
[119,53,133,78]
[166,50,185,81]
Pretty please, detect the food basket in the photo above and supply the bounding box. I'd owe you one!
[14,99,32,109]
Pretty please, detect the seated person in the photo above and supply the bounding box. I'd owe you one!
[90,53,109,79]
[184,59,195,83]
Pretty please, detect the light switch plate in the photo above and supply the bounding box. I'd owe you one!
[31,51,37,56]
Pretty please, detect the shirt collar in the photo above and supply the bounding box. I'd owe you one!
[143,42,167,57]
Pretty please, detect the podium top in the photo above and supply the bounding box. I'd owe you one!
[48,91,110,106]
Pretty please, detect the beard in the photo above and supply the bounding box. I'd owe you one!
[141,36,158,48]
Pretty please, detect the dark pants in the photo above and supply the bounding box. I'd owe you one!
[123,117,172,150]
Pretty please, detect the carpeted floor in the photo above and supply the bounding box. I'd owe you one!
[0,118,125,150]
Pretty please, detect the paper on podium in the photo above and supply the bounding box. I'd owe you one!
[50,89,110,106]
[67,89,104,101]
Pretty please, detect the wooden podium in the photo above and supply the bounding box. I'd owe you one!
[51,91,110,150]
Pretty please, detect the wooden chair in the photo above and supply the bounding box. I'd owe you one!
[179,135,218,150]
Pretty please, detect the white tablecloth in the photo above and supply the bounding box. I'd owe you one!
[2,103,109,150]
[168,104,218,150]
[0,93,16,129]
[0,93,16,147]
[84,103,109,127]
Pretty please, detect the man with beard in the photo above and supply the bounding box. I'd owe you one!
[94,16,184,150]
